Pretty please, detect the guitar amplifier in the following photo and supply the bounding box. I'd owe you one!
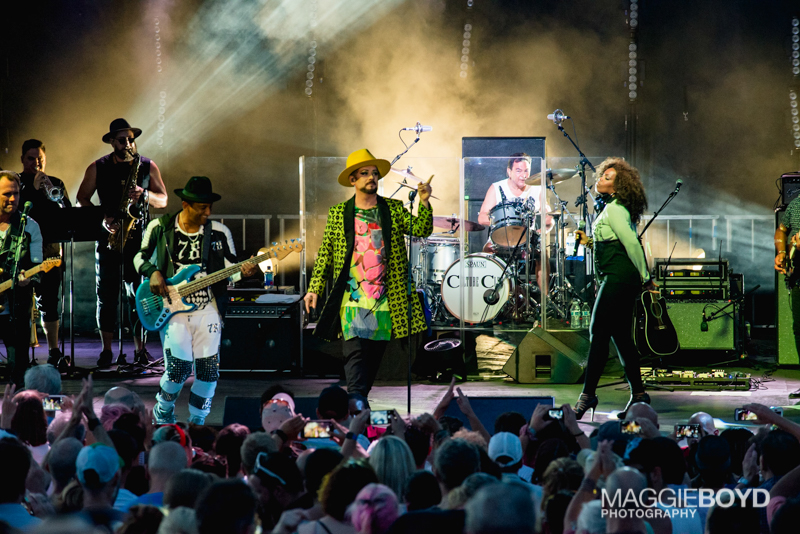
[665,300,736,351]
[219,300,302,372]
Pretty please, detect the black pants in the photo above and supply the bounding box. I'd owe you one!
[581,281,644,396]
[95,239,141,333]
[1,313,31,388]
[342,337,389,401]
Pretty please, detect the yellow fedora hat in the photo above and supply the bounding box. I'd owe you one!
[337,148,391,187]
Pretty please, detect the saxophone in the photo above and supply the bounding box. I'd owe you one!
[107,151,143,251]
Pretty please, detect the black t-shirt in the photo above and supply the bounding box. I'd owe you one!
[172,220,212,308]
[19,172,71,243]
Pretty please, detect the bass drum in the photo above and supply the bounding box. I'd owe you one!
[440,253,512,323]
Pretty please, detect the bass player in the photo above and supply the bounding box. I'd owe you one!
[133,176,258,425]
[774,199,800,399]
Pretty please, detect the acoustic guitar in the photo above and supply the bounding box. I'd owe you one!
[633,290,680,358]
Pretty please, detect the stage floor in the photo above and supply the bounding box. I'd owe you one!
[30,335,800,434]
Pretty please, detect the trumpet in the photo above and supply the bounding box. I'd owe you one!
[43,180,64,203]
[34,168,64,203]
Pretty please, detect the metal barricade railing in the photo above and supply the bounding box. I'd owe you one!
[211,214,301,287]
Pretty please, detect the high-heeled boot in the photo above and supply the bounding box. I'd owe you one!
[617,392,651,419]
[574,393,599,421]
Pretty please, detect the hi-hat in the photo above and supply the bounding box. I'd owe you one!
[391,167,424,182]
[433,216,485,232]
[525,168,576,186]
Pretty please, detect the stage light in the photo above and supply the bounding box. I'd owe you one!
[132,0,404,155]
[460,21,472,80]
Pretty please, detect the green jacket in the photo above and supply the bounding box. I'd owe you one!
[308,195,433,341]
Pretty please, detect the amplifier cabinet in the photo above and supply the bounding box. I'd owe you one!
[219,303,301,372]
[776,274,800,365]
[666,300,736,351]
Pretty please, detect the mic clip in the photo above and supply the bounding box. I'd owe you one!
[483,289,499,305]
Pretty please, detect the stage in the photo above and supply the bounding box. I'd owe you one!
[37,334,800,434]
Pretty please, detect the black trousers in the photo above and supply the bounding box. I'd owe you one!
[95,239,141,333]
[342,337,389,400]
[581,280,644,396]
[1,313,31,388]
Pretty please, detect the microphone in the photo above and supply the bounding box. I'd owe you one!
[573,221,586,257]
[547,109,570,124]
[21,201,33,218]
[498,186,508,203]
[672,179,683,195]
[483,289,499,305]
[401,123,432,134]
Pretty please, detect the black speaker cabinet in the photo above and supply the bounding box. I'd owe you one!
[442,396,555,433]
[503,328,591,384]
[220,302,301,372]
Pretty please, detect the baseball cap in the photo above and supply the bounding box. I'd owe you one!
[488,432,523,467]
[318,386,349,420]
[76,444,122,485]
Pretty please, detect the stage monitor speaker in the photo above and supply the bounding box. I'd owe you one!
[220,302,301,372]
[442,396,554,433]
[666,300,735,351]
[781,173,800,207]
[777,273,799,365]
[222,396,319,430]
[503,328,590,384]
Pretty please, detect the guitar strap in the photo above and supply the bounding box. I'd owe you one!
[201,219,212,273]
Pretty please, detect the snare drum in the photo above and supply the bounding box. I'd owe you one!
[489,200,527,249]
[440,253,512,323]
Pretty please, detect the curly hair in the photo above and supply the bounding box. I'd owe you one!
[540,457,584,510]
[596,157,647,225]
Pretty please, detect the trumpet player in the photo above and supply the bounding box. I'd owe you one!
[76,119,167,367]
[19,139,71,368]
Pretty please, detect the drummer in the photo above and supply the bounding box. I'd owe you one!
[477,152,554,231]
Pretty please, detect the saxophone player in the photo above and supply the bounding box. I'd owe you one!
[76,119,167,367]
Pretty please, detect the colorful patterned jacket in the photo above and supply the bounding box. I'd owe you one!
[308,195,433,341]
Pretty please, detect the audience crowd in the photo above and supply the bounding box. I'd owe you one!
[1,364,800,533]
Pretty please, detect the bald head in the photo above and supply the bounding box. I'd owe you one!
[625,403,658,426]
[689,412,717,436]
[606,467,647,510]
[103,387,145,418]
[148,441,188,476]
[48,438,84,489]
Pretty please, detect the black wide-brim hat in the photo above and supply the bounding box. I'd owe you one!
[102,118,143,144]
[175,176,222,203]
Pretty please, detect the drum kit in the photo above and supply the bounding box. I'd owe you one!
[404,168,590,326]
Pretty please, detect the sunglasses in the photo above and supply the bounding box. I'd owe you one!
[114,137,135,144]
[265,398,290,407]
[253,452,286,486]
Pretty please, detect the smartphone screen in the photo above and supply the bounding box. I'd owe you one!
[620,420,643,435]
[42,395,66,411]
[370,410,390,426]
[734,409,759,422]
[547,409,564,420]
[675,424,701,439]
[302,421,332,439]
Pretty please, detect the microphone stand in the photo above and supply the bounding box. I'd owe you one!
[387,126,423,415]
[639,185,681,240]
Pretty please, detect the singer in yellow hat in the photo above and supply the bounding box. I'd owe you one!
[304,149,434,405]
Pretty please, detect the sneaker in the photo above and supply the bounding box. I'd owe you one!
[153,403,176,425]
[47,348,63,366]
[57,356,70,374]
[134,348,153,366]
[97,350,113,368]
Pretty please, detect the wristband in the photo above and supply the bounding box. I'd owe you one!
[778,251,787,256]
[572,430,584,437]
[271,429,288,443]
[345,432,356,441]
[579,478,597,493]
[87,417,101,431]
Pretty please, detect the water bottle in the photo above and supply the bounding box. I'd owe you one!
[263,266,274,288]
[570,300,581,328]
[581,301,591,329]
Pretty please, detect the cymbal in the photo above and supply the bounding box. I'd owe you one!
[433,216,485,232]
[525,168,576,186]
[393,181,440,200]
[391,167,423,182]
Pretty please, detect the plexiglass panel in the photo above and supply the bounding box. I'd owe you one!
[300,155,610,339]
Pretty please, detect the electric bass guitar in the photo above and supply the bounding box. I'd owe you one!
[633,290,680,358]
[136,240,303,331]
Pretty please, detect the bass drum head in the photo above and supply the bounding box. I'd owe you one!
[440,253,511,323]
